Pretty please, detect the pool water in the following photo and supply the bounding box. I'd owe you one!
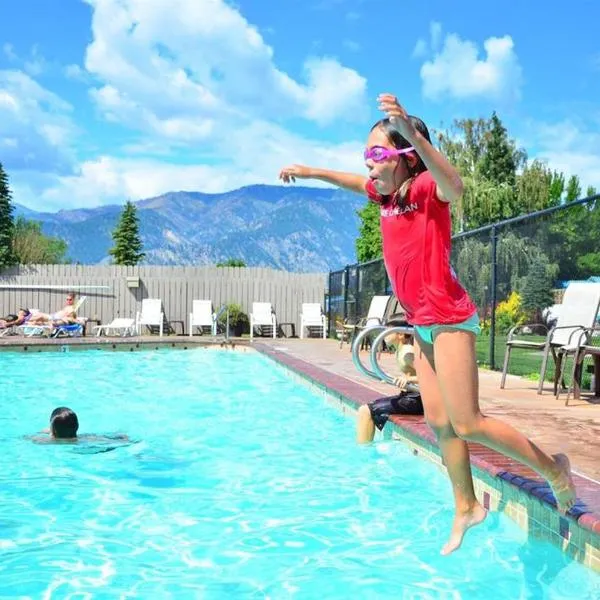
[1,348,598,599]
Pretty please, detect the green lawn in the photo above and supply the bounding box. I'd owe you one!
[476,333,559,383]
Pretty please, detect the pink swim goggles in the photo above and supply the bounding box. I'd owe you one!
[364,145,415,163]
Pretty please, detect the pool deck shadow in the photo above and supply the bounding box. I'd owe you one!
[252,338,600,547]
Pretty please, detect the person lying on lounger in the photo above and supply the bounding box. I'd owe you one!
[27,293,79,327]
[0,308,31,328]
[356,332,423,444]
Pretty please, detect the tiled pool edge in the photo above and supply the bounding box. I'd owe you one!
[254,343,600,573]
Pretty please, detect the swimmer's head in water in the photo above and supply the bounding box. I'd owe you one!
[50,407,79,439]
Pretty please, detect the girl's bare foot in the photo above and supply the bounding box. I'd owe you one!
[441,502,487,556]
[549,453,576,514]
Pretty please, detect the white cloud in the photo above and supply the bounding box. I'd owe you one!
[0,70,77,174]
[5,0,371,211]
[416,24,522,102]
[343,40,361,52]
[64,63,89,82]
[3,43,17,61]
[412,39,427,59]
[24,46,48,77]
[11,127,365,211]
[302,58,367,125]
[528,120,600,191]
[82,0,367,137]
[412,22,441,59]
[430,22,443,52]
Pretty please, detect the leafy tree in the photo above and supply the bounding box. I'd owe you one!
[216,258,247,267]
[436,113,526,231]
[586,185,597,197]
[109,200,145,266]
[548,171,565,205]
[565,175,581,202]
[12,217,69,264]
[516,160,562,213]
[521,256,555,321]
[355,201,382,262]
[0,162,16,268]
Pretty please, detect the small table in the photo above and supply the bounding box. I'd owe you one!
[278,322,296,338]
[83,319,101,337]
[167,320,185,336]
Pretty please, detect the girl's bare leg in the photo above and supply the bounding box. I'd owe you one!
[433,328,576,513]
[413,335,487,555]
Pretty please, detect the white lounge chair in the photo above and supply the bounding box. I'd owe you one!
[15,297,88,337]
[300,303,327,339]
[338,295,392,348]
[189,300,216,336]
[501,282,600,394]
[93,318,136,337]
[250,302,277,341]
[136,298,164,337]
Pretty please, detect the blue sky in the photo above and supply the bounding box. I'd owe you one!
[1,0,599,211]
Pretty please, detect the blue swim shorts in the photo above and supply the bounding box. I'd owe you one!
[414,312,481,345]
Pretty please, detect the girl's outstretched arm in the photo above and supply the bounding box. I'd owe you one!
[377,93,464,203]
[279,164,367,196]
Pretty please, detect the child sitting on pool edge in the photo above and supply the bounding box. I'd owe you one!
[356,332,423,443]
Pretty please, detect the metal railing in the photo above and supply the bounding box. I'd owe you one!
[351,324,418,393]
[214,304,230,340]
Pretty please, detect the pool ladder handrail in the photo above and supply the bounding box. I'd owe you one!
[351,324,419,393]
[214,304,230,340]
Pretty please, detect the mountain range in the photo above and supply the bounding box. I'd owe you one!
[14,185,366,272]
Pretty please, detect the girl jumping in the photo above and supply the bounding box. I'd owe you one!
[279,93,576,555]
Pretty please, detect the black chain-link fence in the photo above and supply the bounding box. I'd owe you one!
[328,193,600,390]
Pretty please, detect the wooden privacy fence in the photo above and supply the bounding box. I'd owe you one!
[0,265,328,336]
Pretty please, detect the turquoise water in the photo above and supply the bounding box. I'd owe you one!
[1,348,598,599]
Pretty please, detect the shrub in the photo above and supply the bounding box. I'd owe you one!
[217,303,249,334]
[495,291,526,334]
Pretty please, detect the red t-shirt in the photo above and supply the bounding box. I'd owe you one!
[366,171,477,326]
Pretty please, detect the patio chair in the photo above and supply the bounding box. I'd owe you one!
[338,295,392,349]
[555,328,600,405]
[15,297,89,338]
[500,282,600,394]
[189,300,217,336]
[50,321,85,338]
[93,318,136,337]
[250,302,277,341]
[136,298,165,337]
[300,303,327,339]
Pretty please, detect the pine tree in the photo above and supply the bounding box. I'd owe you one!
[0,162,16,268]
[479,112,519,187]
[108,201,145,266]
[355,201,382,262]
[521,256,555,322]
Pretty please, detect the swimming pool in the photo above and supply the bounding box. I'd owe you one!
[1,348,599,599]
